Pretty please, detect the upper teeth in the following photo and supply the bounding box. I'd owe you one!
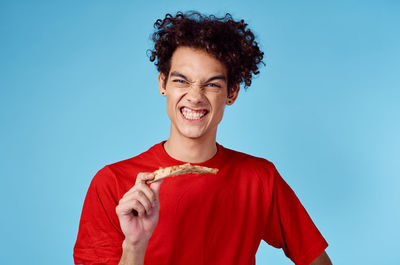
[181,107,207,120]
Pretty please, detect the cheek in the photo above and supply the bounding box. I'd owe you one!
[166,99,176,117]
[165,94,181,116]
[217,105,226,117]
[213,100,227,118]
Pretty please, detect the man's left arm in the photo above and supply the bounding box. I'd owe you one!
[261,164,331,265]
[310,251,332,265]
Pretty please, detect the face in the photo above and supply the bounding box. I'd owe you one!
[158,46,239,141]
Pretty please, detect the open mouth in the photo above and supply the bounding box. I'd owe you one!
[180,107,208,120]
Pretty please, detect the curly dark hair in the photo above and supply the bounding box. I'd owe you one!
[149,11,264,92]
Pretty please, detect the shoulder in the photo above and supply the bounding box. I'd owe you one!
[91,142,164,195]
[108,142,162,174]
[218,146,282,200]
[220,145,279,187]
[223,146,277,173]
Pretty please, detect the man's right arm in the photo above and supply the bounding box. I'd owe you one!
[116,173,163,265]
[118,240,147,265]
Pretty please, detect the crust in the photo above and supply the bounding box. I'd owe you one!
[146,163,219,184]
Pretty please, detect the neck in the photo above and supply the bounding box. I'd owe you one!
[164,132,217,164]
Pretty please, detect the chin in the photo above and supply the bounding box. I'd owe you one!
[180,130,206,140]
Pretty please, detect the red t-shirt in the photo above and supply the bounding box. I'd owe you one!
[74,142,328,265]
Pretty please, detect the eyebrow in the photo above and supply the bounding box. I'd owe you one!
[170,71,188,80]
[170,71,226,83]
[205,75,226,83]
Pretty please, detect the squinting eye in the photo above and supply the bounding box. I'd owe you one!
[207,83,221,88]
[173,79,187,84]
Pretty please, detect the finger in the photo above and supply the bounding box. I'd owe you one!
[131,199,146,217]
[121,190,153,214]
[122,180,156,204]
[136,183,156,203]
[116,197,146,217]
[133,190,153,213]
[135,172,155,185]
[122,185,154,203]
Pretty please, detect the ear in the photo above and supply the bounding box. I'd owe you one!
[158,73,167,96]
[226,84,240,105]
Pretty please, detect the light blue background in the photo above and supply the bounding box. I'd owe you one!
[1,0,399,264]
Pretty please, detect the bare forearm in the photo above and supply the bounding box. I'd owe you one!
[118,240,148,265]
[309,251,332,265]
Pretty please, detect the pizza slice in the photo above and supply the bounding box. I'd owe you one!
[146,163,219,184]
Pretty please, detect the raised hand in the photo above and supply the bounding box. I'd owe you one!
[116,172,163,248]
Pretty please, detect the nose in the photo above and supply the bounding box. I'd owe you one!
[186,84,204,104]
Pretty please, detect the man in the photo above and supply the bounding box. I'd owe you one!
[74,12,332,265]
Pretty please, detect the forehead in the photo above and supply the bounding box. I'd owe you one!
[169,47,227,79]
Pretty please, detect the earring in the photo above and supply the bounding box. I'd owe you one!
[161,91,166,95]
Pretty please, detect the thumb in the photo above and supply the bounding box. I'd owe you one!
[150,180,163,204]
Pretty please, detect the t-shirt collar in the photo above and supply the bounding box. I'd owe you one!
[154,140,226,168]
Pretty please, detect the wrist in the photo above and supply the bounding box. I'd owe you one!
[119,240,149,265]
[122,238,149,253]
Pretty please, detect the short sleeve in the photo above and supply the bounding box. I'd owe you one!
[73,166,124,265]
[262,166,328,265]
